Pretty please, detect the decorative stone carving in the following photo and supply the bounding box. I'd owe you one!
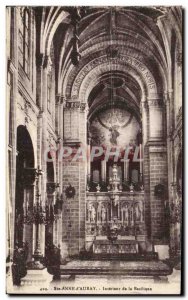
[88,203,96,223]
[64,101,86,111]
[86,190,145,245]
[71,55,157,98]
[148,98,163,107]
[101,205,107,222]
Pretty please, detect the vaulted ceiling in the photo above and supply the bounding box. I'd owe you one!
[35,6,182,119]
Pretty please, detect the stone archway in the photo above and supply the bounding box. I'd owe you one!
[15,125,35,260]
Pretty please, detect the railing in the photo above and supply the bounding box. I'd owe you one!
[86,181,144,193]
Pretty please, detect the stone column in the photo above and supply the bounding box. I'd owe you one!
[87,135,91,183]
[7,6,19,262]
[148,98,164,141]
[78,102,87,253]
[40,55,52,256]
[141,100,149,146]
[22,168,37,262]
[58,96,65,257]
[62,101,87,257]
[147,97,168,250]
[35,54,51,257]
[141,100,150,238]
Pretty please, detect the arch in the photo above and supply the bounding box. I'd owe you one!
[44,9,69,56]
[65,55,159,103]
[16,125,35,168]
[62,46,166,100]
[15,125,35,248]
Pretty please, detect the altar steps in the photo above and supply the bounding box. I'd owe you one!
[79,252,158,261]
[58,260,172,278]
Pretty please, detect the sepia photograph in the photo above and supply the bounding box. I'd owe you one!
[6,5,182,295]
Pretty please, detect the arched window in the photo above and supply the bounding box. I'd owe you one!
[18,7,30,76]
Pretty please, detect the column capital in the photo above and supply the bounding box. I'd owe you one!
[64,101,87,111]
[147,97,163,107]
[56,94,66,105]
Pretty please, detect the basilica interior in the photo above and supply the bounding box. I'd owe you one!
[6,6,182,290]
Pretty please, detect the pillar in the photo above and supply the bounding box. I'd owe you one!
[147,97,168,246]
[62,100,87,257]
[141,100,151,238]
[22,168,37,262]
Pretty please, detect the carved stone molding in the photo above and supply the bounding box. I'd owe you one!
[64,101,87,111]
[148,98,163,107]
[71,54,157,98]
[56,94,66,105]
[80,102,87,112]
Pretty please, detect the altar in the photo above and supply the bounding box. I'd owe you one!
[85,165,146,257]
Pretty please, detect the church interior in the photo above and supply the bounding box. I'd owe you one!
[6,6,182,291]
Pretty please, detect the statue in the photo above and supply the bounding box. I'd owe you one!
[135,203,141,221]
[101,206,106,222]
[90,205,96,222]
[139,202,144,222]
[109,126,120,145]
[124,205,129,223]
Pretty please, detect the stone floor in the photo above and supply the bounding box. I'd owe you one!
[50,268,181,295]
[7,261,181,295]
[48,260,180,295]
[60,259,172,276]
